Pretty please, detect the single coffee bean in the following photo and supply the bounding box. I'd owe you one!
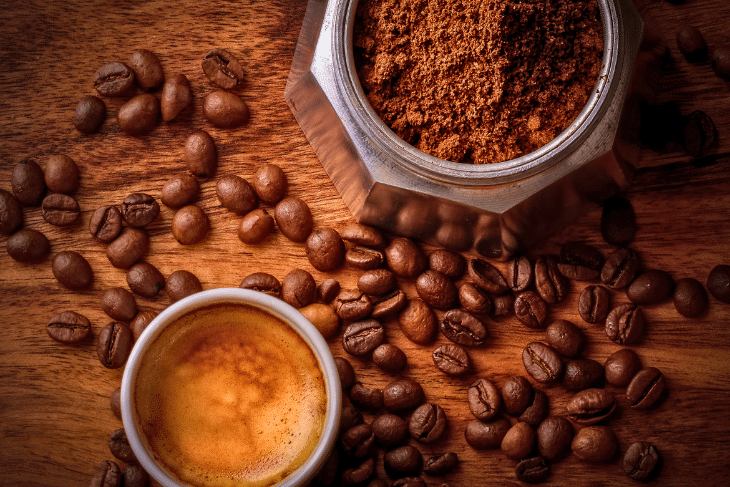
[110,387,122,419]
[127,262,165,298]
[558,241,604,281]
[122,464,149,487]
[203,90,250,128]
[673,277,709,317]
[97,322,133,369]
[566,388,616,425]
[343,319,384,356]
[415,270,457,310]
[571,425,619,463]
[160,73,193,122]
[604,348,642,387]
[384,445,423,478]
[501,422,535,461]
[129,48,164,91]
[117,94,160,135]
[423,452,458,475]
[45,155,79,194]
[109,428,137,463]
[712,46,730,79]
[464,417,511,450]
[89,206,122,243]
[342,457,375,485]
[522,342,563,384]
[371,289,407,318]
[501,376,534,417]
[122,193,159,227]
[216,175,257,215]
[432,343,471,376]
[578,285,611,324]
[281,268,316,308]
[12,159,46,206]
[626,367,667,410]
[624,441,660,480]
[73,95,106,133]
[317,278,340,303]
[341,423,375,458]
[184,129,218,178]
[171,205,210,245]
[440,309,487,347]
[130,310,158,341]
[683,110,716,158]
[676,25,707,62]
[707,264,730,303]
[605,303,644,345]
[335,356,356,390]
[372,343,407,374]
[428,248,466,278]
[101,287,138,322]
[383,378,425,413]
[385,237,427,278]
[47,311,91,344]
[349,382,384,411]
[601,195,636,246]
[627,269,674,305]
[93,61,135,96]
[515,456,551,484]
[7,229,50,263]
[89,460,122,487]
[358,268,397,296]
[161,173,199,208]
[545,319,586,358]
[563,359,605,392]
[166,269,203,302]
[240,272,281,297]
[345,246,385,270]
[202,48,244,89]
[333,289,373,320]
[397,298,437,344]
[514,291,549,328]
[458,282,491,315]
[274,196,313,243]
[468,258,509,294]
[371,413,408,447]
[536,416,574,460]
[106,227,148,268]
[600,247,640,289]
[0,189,23,235]
[341,223,385,247]
[306,227,345,272]
[252,163,287,204]
[508,255,533,292]
[534,255,569,304]
[237,208,274,245]
[409,403,447,443]
[41,193,80,226]
[52,251,93,290]
[519,390,549,427]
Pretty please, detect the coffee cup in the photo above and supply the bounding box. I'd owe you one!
[121,288,342,487]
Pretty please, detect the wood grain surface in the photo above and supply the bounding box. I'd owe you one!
[1,0,729,486]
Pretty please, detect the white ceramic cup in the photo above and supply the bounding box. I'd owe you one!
[120,288,342,487]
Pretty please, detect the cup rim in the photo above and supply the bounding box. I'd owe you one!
[120,287,342,487]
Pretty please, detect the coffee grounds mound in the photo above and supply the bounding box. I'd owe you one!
[354,0,603,164]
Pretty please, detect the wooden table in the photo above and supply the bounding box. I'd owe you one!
[1,1,729,486]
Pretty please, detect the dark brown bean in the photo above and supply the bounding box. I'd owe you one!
[281,268,316,308]
[508,255,533,292]
[519,390,549,427]
[106,228,148,268]
[578,285,611,323]
[342,319,384,356]
[345,246,385,270]
[468,258,509,294]
[166,270,203,302]
[274,196,313,243]
[349,382,384,411]
[566,387,616,425]
[333,289,372,320]
[73,95,106,133]
[409,403,447,443]
[384,445,423,478]
[385,237,427,278]
[502,376,534,417]
[563,359,605,392]
[342,457,375,485]
[0,189,23,235]
[601,196,636,246]
[372,413,409,447]
[109,428,137,463]
[45,155,79,194]
[397,298,437,344]
[428,249,466,278]
[534,255,569,304]
[623,441,660,481]
[522,342,563,384]
[605,303,644,345]
[7,229,50,263]
[171,205,210,245]
[47,311,91,344]
[416,270,457,310]
[110,387,122,419]
[558,241,604,281]
[341,423,375,458]
[52,251,93,290]
[126,262,165,298]
[501,421,535,461]
[122,464,149,487]
[184,129,217,178]
[89,206,123,243]
[468,378,501,421]
[604,348,642,387]
[12,159,46,206]
[93,62,134,96]
[676,25,707,62]
[216,175,257,215]
[130,310,157,342]
[335,356,356,391]
[89,460,122,487]
[670,277,708,318]
[41,193,80,226]
[383,378,425,413]
[97,322,133,369]
[516,456,551,484]
[464,417,511,450]
[626,367,667,410]
[121,193,160,227]
[707,264,730,303]
[202,48,244,89]
[440,309,487,347]
[161,73,193,122]
[545,319,586,358]
[306,227,345,272]
[341,223,386,247]
[458,282,491,315]
[117,94,160,135]
[237,208,274,245]
[571,426,619,463]
[423,452,458,476]
[358,268,397,296]
[372,343,407,374]
[601,247,640,289]
[514,291,549,328]
[240,272,281,297]
[252,163,287,204]
[536,416,574,460]
[161,173,199,208]
[371,289,407,318]
[101,287,138,322]
[203,90,250,128]
[317,278,340,303]
[627,270,674,305]
[432,343,471,376]
[129,49,164,90]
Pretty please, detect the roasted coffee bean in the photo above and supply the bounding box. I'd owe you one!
[110,387,122,419]
[707,264,730,303]
[683,110,716,158]
[73,95,106,133]
[129,49,164,90]
[334,289,372,320]
[184,129,218,178]
[117,94,160,135]
[101,287,137,322]
[440,309,487,347]
[203,90,250,128]
[501,376,534,417]
[391,477,426,487]
[12,159,46,206]
[605,303,644,345]
[109,428,137,463]
[89,206,123,243]
[712,46,730,79]
[41,193,80,226]
[416,270,457,310]
[468,258,509,294]
[372,343,407,374]
[409,403,447,443]
[349,382,384,411]
[301,303,340,339]
[428,249,466,278]
[384,445,423,478]
[343,319,384,356]
[342,457,375,485]
[121,464,149,487]
[508,255,533,292]
[304,227,345,272]
[386,237,427,278]
[601,247,641,289]
[7,229,50,263]
[604,348,642,387]
[127,262,165,297]
[571,425,619,463]
[52,251,93,290]
[672,277,709,317]
[121,193,159,227]
[522,342,563,384]
[563,359,604,392]
[514,291,549,328]
[161,73,193,121]
[97,322,133,369]
[237,208,274,245]
[676,25,707,62]
[501,422,535,461]
[317,278,340,304]
[340,406,364,441]
[345,246,385,270]
[240,272,281,297]
[252,163,287,204]
[89,460,122,487]
[627,269,674,305]
[464,417,511,450]
[423,452,458,475]
[515,456,551,484]
[624,441,660,480]
[558,241,604,281]
[383,378,425,413]
[202,48,244,89]
[432,344,471,376]
[545,319,586,358]
[274,196,313,243]
[458,282,491,315]
[335,356,356,390]
[172,205,210,245]
[398,298,437,344]
[626,367,667,410]
[566,388,616,425]
[601,196,636,246]
[281,268,316,308]
[371,289,407,318]
[519,390,549,426]
[341,223,385,247]
[161,173,199,208]
[341,423,375,458]
[216,175,257,215]
[130,310,157,341]
[372,413,409,447]
[0,189,23,235]
[578,285,611,324]
[536,416,574,460]
[47,311,91,344]
[534,255,569,304]
[106,228,148,268]
[166,269,202,302]
[45,155,79,194]
[358,268,397,296]
[93,62,135,96]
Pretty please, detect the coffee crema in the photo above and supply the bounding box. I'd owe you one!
[134,303,327,487]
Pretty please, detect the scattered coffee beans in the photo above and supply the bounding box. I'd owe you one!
[96,322,133,369]
[52,250,93,290]
[566,388,616,425]
[409,403,447,443]
[12,159,46,206]
[129,49,164,91]
[166,269,202,302]
[122,464,149,487]
[563,359,605,392]
[372,343,407,374]
[386,237,427,279]
[626,366,667,410]
[343,457,375,485]
[397,298,437,344]
[514,291,549,328]
[216,175,258,215]
[237,208,274,245]
[712,46,730,79]
[110,387,122,419]
[432,343,471,376]
[252,163,288,204]
[627,269,674,305]
[501,422,535,461]
[440,309,487,347]
[707,264,730,303]
[468,257,509,295]
[383,378,424,413]
[73,95,106,133]
[45,155,79,194]
[372,413,408,447]
[281,268,316,308]
[184,129,218,178]
[534,255,569,304]
[464,417,511,450]
[623,441,660,480]
[428,248,466,278]
[341,423,375,458]
[171,205,210,245]
[341,223,385,247]
[161,173,199,208]
[416,269,457,310]
[358,268,397,296]
[371,289,407,319]
[274,196,313,243]
[0,189,23,234]
[423,452,458,475]
[93,62,134,96]
[334,289,373,321]
[7,229,50,263]
[349,382,384,411]
[122,193,160,227]
[536,416,574,460]
[501,376,533,417]
[47,311,91,344]
[306,227,346,272]
[335,356,356,390]
[519,390,549,427]
[117,94,160,135]
[343,319,384,356]
[126,262,165,297]
[604,348,642,387]
[202,48,244,89]
[101,287,138,322]
[130,310,157,341]
[522,342,563,384]
[89,205,123,243]
[578,285,611,323]
[203,90,250,128]
[106,227,148,268]
[458,282,491,315]
[384,445,423,477]
[673,277,708,317]
[605,303,644,345]
[161,73,193,122]
[300,303,340,339]
[571,425,618,463]
[41,193,80,226]
[317,278,340,303]
[240,271,281,297]
[108,427,137,463]
[545,319,586,358]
